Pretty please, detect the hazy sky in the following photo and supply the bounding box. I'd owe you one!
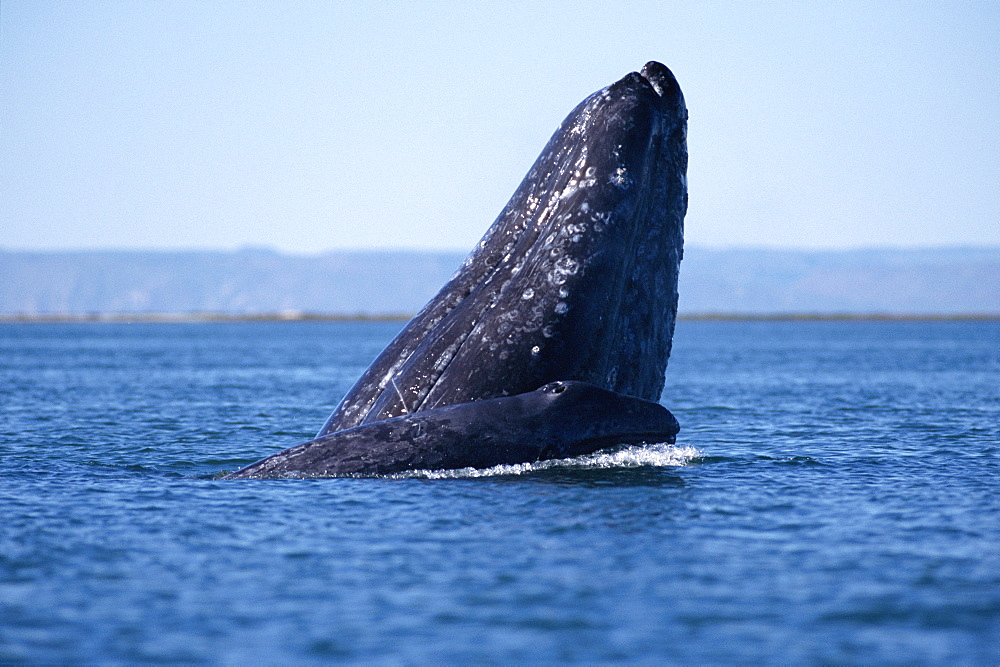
[2,1,997,253]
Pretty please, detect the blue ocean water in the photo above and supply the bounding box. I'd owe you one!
[1,320,998,663]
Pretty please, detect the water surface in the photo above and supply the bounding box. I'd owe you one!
[2,320,998,662]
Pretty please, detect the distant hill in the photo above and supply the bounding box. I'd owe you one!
[2,247,998,317]
[678,247,1000,315]
[0,249,464,317]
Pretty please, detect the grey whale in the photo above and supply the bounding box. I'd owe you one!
[226,61,687,479]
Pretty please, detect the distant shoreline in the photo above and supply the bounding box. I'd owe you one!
[2,312,998,324]
[5,247,997,317]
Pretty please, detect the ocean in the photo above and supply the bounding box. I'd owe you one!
[2,319,998,663]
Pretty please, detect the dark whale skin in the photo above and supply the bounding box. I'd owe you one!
[224,63,688,479]
[225,382,679,479]
[318,62,687,436]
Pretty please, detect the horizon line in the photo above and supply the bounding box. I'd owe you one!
[3,312,999,324]
[4,243,1000,256]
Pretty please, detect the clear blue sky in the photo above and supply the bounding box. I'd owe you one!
[2,1,997,253]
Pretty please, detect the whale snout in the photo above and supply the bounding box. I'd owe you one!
[639,61,681,101]
[639,60,681,97]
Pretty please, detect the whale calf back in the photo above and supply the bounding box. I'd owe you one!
[318,61,687,436]
[225,382,679,478]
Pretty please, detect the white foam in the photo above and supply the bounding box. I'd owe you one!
[391,443,702,479]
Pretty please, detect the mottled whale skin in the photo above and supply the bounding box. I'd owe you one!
[226,62,687,479]
[224,382,679,479]
[317,61,687,436]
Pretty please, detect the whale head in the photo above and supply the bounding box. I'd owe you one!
[320,63,688,434]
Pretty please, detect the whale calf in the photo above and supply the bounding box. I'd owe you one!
[224,382,679,479]
[227,62,687,478]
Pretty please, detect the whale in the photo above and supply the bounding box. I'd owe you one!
[318,61,687,435]
[226,61,687,478]
[224,382,680,479]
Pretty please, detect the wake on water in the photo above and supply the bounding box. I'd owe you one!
[215,444,700,480]
[391,443,702,480]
